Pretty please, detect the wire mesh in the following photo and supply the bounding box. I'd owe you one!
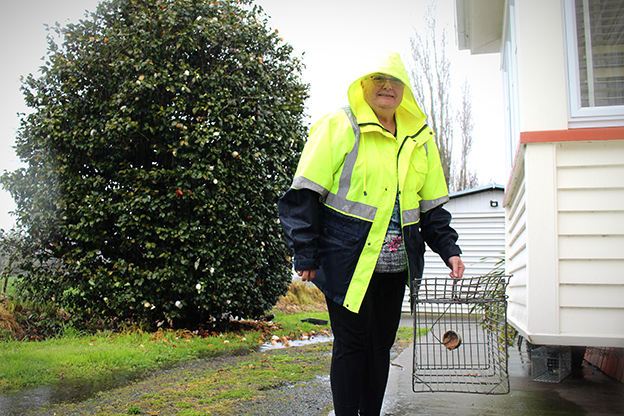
[412,275,511,394]
[531,346,571,383]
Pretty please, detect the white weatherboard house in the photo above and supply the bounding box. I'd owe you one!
[403,184,506,312]
[455,0,624,380]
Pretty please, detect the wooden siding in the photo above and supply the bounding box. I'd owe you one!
[555,140,624,344]
[505,139,624,347]
[505,175,528,334]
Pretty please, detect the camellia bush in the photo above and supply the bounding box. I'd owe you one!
[1,0,308,329]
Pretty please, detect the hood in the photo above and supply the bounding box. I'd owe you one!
[347,51,427,128]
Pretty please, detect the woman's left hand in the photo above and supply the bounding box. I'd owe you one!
[448,256,465,279]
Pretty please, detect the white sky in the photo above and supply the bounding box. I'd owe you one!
[0,0,506,232]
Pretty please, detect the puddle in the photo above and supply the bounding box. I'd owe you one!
[259,333,334,351]
[0,370,147,416]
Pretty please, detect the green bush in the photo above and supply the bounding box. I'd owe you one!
[1,0,308,330]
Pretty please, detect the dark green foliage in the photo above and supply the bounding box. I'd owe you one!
[1,0,308,329]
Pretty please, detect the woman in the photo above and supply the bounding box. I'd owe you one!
[278,51,464,416]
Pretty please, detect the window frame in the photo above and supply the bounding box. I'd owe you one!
[502,0,521,173]
[562,0,624,128]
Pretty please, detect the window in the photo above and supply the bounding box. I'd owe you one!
[502,1,521,171]
[564,0,624,127]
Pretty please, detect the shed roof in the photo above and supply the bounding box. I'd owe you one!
[449,183,505,199]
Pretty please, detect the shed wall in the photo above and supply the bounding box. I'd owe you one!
[404,188,506,312]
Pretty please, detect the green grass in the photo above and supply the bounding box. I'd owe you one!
[0,308,418,415]
[0,310,332,392]
[90,342,336,416]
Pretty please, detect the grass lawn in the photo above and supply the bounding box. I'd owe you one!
[0,310,332,392]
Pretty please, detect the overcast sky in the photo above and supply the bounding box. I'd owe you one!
[0,0,506,232]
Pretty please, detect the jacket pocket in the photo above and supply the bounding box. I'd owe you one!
[320,207,364,243]
[317,206,370,283]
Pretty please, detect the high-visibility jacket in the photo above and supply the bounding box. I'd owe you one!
[278,52,461,313]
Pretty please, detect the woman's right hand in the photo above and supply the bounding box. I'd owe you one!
[296,270,316,282]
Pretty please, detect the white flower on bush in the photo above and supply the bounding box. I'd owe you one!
[210,267,215,274]
[175,300,182,308]
[196,283,202,292]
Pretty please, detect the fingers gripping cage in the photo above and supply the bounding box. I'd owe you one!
[412,275,511,394]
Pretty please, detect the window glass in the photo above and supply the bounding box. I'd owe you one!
[575,0,624,108]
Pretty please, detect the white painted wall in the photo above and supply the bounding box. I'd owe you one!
[514,0,569,132]
[505,140,624,347]
[505,165,528,335]
[458,0,624,348]
[555,140,624,346]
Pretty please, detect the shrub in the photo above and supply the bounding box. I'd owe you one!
[1,0,308,329]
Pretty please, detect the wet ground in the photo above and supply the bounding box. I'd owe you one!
[0,370,149,415]
[2,314,622,416]
[1,348,334,416]
[325,315,624,416]
[380,339,624,416]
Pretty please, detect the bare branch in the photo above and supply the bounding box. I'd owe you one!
[407,2,478,192]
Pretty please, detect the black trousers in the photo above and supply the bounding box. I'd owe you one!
[326,271,407,416]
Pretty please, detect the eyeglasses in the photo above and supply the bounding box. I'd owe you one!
[368,75,404,88]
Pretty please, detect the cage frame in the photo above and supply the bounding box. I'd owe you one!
[531,345,572,383]
[411,275,511,395]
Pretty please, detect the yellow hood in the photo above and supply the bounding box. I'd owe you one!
[347,51,427,131]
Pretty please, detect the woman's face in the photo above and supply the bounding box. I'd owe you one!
[361,73,405,117]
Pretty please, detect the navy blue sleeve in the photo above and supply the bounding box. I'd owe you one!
[278,188,321,271]
[420,205,462,264]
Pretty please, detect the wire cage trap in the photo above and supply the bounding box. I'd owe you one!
[412,275,511,394]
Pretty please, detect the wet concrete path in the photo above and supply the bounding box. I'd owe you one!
[381,341,624,415]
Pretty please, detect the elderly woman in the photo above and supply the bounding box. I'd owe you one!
[279,51,464,416]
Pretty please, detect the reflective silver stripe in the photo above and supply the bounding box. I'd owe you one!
[292,176,329,198]
[402,208,420,225]
[337,106,361,199]
[420,195,450,212]
[325,193,377,221]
